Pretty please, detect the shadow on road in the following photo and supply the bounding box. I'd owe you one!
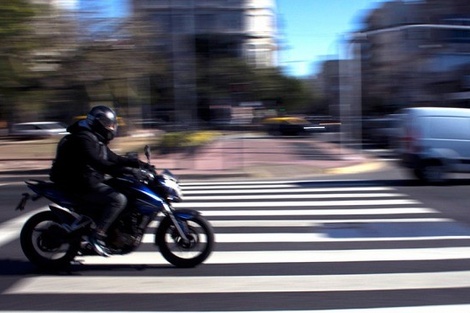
[0,258,175,276]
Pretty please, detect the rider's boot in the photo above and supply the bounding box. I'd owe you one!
[89,230,110,257]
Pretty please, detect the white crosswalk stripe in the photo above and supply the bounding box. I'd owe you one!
[8,271,470,294]
[4,180,470,312]
[37,247,470,266]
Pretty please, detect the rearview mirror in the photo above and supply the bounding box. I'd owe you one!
[144,145,151,163]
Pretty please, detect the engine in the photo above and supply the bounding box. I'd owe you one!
[108,210,149,252]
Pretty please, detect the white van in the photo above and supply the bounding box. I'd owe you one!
[397,107,470,183]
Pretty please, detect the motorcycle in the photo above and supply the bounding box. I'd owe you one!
[15,145,214,270]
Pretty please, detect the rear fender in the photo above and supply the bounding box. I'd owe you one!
[26,180,76,208]
[49,205,81,225]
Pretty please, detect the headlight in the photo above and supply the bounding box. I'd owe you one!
[161,175,183,202]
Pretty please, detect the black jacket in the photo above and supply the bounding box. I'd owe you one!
[50,120,140,191]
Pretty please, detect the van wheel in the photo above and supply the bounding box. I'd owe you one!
[414,160,446,184]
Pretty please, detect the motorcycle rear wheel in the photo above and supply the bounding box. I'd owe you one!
[20,211,80,270]
[156,215,214,268]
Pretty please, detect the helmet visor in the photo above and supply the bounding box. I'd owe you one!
[97,111,118,132]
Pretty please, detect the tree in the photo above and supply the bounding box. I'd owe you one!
[53,10,168,122]
[253,68,314,113]
[196,57,315,120]
[0,0,35,121]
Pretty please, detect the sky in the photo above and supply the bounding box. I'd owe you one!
[277,0,388,77]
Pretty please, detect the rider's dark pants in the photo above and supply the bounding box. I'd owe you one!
[80,183,127,233]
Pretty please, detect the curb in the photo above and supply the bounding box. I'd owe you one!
[0,169,50,176]
[0,161,387,180]
[322,160,387,175]
[0,142,388,179]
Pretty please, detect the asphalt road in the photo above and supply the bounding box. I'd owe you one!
[2,161,470,312]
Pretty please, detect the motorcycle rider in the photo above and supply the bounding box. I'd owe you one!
[50,105,147,256]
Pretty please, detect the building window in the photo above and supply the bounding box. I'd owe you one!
[246,44,256,66]
[443,17,470,43]
[226,0,243,6]
[223,12,243,31]
[196,14,216,32]
[174,0,191,5]
[173,14,193,33]
[246,43,272,68]
[153,13,171,32]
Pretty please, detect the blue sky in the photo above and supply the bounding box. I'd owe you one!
[76,0,129,18]
[277,0,388,77]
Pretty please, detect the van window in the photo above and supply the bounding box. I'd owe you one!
[427,117,470,140]
[13,125,32,131]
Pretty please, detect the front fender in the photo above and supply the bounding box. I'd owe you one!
[174,209,200,220]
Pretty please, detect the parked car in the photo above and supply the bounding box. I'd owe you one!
[397,107,470,184]
[305,116,341,132]
[262,116,325,136]
[9,122,68,139]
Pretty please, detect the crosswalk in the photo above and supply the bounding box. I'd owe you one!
[4,179,470,312]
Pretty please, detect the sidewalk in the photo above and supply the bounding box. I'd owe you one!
[0,134,385,181]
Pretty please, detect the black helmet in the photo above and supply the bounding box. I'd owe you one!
[86,105,118,141]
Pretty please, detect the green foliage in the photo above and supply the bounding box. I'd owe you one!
[0,0,34,40]
[0,3,168,122]
[0,0,36,120]
[196,57,316,114]
[253,67,314,112]
[159,131,222,153]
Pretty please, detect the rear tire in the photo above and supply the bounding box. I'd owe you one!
[20,211,79,270]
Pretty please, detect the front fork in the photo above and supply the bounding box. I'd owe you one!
[162,203,200,243]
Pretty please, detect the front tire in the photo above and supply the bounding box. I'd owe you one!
[20,211,79,270]
[156,215,214,268]
[413,159,446,184]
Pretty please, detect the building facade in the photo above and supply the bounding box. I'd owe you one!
[130,0,278,124]
[356,0,470,114]
[132,0,277,68]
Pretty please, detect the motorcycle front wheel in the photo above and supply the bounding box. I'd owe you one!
[156,215,214,268]
[20,211,79,270]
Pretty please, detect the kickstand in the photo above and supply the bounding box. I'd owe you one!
[15,193,31,211]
